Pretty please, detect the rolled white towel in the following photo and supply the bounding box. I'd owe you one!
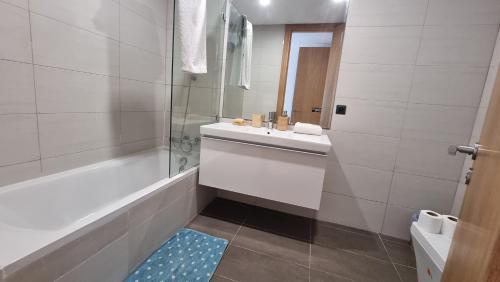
[293,122,323,136]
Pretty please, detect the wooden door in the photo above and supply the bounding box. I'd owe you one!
[442,68,500,281]
[291,47,330,124]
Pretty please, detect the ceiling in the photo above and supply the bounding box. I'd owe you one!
[231,0,348,25]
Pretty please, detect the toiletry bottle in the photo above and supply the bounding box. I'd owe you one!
[277,111,289,131]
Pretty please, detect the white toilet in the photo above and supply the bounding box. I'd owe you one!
[411,222,453,282]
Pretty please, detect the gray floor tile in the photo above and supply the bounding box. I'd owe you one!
[312,223,390,261]
[383,239,416,267]
[232,226,310,266]
[395,265,418,282]
[310,269,353,282]
[216,245,309,282]
[316,220,376,237]
[211,274,237,282]
[244,206,311,242]
[310,244,400,282]
[201,198,251,224]
[187,215,241,241]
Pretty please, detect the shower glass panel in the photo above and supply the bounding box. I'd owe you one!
[169,0,225,177]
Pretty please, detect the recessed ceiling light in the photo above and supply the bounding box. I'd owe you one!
[259,0,271,7]
[332,0,346,3]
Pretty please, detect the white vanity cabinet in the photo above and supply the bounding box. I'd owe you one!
[199,123,331,210]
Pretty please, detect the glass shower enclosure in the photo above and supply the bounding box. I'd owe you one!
[168,0,226,177]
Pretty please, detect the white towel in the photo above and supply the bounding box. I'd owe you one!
[239,17,252,90]
[177,0,207,74]
[293,122,323,136]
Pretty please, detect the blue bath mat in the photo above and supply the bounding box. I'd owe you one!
[125,228,228,282]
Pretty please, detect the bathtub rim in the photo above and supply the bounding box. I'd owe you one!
[0,148,199,278]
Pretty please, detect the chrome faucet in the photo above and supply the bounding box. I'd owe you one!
[267,112,276,129]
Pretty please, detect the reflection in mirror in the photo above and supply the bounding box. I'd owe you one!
[221,0,348,128]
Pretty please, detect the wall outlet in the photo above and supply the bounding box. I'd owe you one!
[336,105,347,115]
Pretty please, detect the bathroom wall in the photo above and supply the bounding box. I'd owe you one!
[320,0,500,240]
[0,0,172,187]
[218,0,500,240]
[451,29,500,215]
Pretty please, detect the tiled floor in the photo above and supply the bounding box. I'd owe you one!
[187,198,417,282]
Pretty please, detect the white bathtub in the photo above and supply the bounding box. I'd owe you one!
[0,148,214,282]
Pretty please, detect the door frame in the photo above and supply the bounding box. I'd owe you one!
[275,23,344,128]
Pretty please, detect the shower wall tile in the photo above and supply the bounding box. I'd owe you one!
[120,44,166,84]
[0,2,32,63]
[31,14,119,75]
[38,113,121,158]
[425,0,500,25]
[341,26,421,65]
[332,98,405,138]
[336,63,414,102]
[0,160,41,187]
[409,66,488,107]
[347,0,428,27]
[329,131,399,171]
[0,60,36,114]
[120,137,164,156]
[120,6,166,56]
[396,138,465,181]
[389,173,457,212]
[120,0,168,28]
[41,146,119,175]
[317,192,387,233]
[323,161,392,203]
[402,103,476,144]
[121,111,164,143]
[120,79,166,112]
[417,25,498,67]
[0,114,40,166]
[35,66,120,113]
[29,0,119,40]
[2,0,28,9]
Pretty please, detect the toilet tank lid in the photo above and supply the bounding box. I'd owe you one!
[411,222,452,271]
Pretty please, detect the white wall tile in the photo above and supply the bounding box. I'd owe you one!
[35,66,119,113]
[0,114,39,166]
[396,138,465,181]
[348,0,428,26]
[31,14,119,75]
[336,63,413,102]
[341,26,421,65]
[389,173,457,212]
[329,131,399,171]
[381,205,417,240]
[333,98,405,138]
[119,137,163,155]
[317,192,387,233]
[120,44,165,83]
[417,25,498,67]
[402,103,476,143]
[121,111,164,143]
[0,60,35,114]
[410,66,488,107]
[0,2,32,63]
[120,79,165,112]
[2,0,28,9]
[42,146,119,175]
[0,161,41,187]
[120,0,167,28]
[120,6,166,56]
[38,113,120,158]
[323,161,392,203]
[425,0,500,25]
[29,0,119,40]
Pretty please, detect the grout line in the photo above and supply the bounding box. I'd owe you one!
[26,0,43,174]
[393,262,417,270]
[379,233,404,282]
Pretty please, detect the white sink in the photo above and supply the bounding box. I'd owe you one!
[200,122,331,154]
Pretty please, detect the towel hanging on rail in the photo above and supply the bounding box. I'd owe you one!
[177,0,207,74]
[239,16,253,90]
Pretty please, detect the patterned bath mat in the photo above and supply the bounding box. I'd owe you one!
[125,228,228,282]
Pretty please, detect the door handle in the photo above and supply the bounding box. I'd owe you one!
[448,143,480,160]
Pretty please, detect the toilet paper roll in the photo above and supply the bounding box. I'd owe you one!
[417,210,443,234]
[441,215,458,238]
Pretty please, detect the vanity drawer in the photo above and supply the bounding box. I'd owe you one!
[199,136,327,210]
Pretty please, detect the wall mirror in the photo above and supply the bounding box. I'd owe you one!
[221,0,348,128]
